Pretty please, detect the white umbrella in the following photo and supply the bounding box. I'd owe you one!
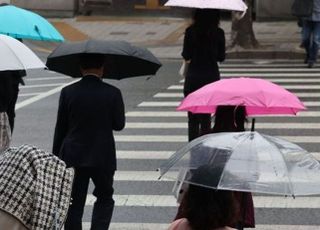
[0,34,45,71]
[159,131,320,197]
[165,0,248,12]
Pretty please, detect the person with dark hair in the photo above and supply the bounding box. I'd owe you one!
[211,105,255,230]
[175,106,255,230]
[52,53,125,230]
[168,166,238,230]
[182,9,226,141]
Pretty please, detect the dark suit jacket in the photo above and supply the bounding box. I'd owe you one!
[52,75,125,170]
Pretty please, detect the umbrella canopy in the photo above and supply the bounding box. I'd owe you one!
[177,77,306,115]
[0,5,64,42]
[46,39,162,80]
[0,34,46,71]
[165,0,248,12]
[159,131,320,196]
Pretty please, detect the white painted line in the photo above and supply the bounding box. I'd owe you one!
[117,150,319,160]
[221,73,320,77]
[82,223,320,230]
[117,150,174,159]
[114,171,173,181]
[138,101,318,107]
[84,195,320,208]
[25,76,70,81]
[126,111,186,117]
[15,80,79,110]
[125,122,320,129]
[125,111,320,117]
[193,78,320,83]
[115,135,319,143]
[154,92,320,98]
[20,83,63,89]
[138,102,179,107]
[220,68,320,73]
[19,92,42,97]
[168,85,320,90]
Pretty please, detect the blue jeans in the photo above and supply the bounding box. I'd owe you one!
[302,20,320,63]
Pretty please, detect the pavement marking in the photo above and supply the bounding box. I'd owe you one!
[220,73,320,77]
[114,135,319,143]
[84,195,320,208]
[154,92,320,98]
[116,151,320,160]
[20,83,64,89]
[125,122,320,129]
[16,80,79,110]
[219,68,320,73]
[126,111,320,117]
[168,85,320,90]
[117,150,174,159]
[25,76,70,81]
[138,101,319,107]
[82,223,320,230]
[19,92,43,97]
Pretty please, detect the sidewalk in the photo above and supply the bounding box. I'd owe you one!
[49,16,304,60]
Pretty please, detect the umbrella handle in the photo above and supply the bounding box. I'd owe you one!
[251,118,255,132]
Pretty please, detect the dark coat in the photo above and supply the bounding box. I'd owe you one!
[52,75,125,170]
[0,72,13,112]
[182,25,225,95]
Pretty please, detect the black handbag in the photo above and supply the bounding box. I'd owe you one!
[292,0,313,17]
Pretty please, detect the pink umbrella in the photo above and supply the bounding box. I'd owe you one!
[165,0,248,12]
[177,77,306,115]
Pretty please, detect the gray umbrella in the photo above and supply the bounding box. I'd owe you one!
[46,39,162,80]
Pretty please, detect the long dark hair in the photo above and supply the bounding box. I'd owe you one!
[184,166,239,230]
[192,9,220,38]
[212,105,247,133]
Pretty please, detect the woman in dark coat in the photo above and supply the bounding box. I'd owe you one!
[182,9,226,141]
[175,106,255,229]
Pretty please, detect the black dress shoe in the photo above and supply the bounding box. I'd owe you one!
[308,62,314,68]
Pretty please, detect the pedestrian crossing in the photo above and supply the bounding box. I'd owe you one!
[102,60,320,230]
[16,61,320,229]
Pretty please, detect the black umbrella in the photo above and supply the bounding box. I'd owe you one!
[46,40,162,80]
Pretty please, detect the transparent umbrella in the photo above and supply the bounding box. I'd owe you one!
[159,131,320,197]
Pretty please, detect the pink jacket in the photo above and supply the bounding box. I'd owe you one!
[168,218,237,230]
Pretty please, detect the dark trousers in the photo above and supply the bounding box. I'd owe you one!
[64,167,115,230]
[187,112,211,141]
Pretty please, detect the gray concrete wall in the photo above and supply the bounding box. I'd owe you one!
[10,0,78,17]
[256,0,295,20]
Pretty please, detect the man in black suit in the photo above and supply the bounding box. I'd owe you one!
[52,54,125,230]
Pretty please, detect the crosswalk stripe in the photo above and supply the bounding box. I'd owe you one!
[221,73,320,77]
[82,223,320,230]
[25,76,69,81]
[116,151,320,160]
[19,92,42,97]
[117,150,174,159]
[16,80,79,110]
[126,111,320,117]
[179,78,320,83]
[154,92,320,98]
[168,85,320,90]
[115,135,319,143]
[125,122,320,129]
[20,83,64,88]
[138,101,319,107]
[219,68,320,73]
[84,195,320,208]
